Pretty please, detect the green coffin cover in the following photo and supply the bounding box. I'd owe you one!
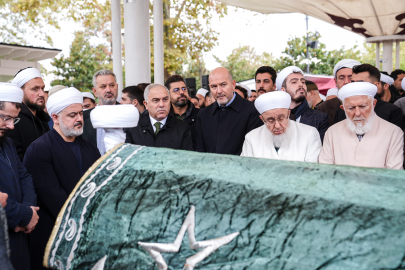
[45,144,405,270]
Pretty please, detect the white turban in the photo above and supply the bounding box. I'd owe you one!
[91,105,139,152]
[12,67,43,88]
[0,83,24,103]
[46,87,83,116]
[254,91,291,114]
[196,88,208,97]
[380,74,394,85]
[326,88,338,97]
[275,66,304,91]
[333,59,361,78]
[337,82,377,102]
[236,83,252,97]
[82,92,95,100]
[402,77,405,91]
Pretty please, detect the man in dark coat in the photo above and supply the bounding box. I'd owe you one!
[23,87,101,270]
[7,67,50,161]
[0,198,15,270]
[194,67,263,155]
[0,83,39,270]
[125,84,193,150]
[275,66,329,142]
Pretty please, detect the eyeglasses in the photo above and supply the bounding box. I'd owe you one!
[172,87,188,93]
[0,114,20,125]
[262,113,289,126]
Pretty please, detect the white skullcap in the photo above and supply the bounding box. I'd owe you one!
[402,77,405,91]
[380,74,394,85]
[82,92,95,100]
[333,59,361,78]
[12,67,43,88]
[90,104,139,128]
[236,83,252,97]
[337,82,377,102]
[319,93,326,101]
[196,88,209,97]
[275,66,304,91]
[47,87,83,116]
[326,88,338,97]
[254,91,291,114]
[0,83,24,103]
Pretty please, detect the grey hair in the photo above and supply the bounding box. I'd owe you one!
[144,84,170,102]
[342,95,374,106]
[92,69,117,88]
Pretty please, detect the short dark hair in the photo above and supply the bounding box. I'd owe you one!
[0,101,22,110]
[255,66,277,84]
[235,85,248,99]
[164,75,185,90]
[352,64,380,82]
[137,83,150,91]
[391,69,405,81]
[122,85,145,104]
[251,89,256,93]
[305,80,318,92]
[83,97,96,104]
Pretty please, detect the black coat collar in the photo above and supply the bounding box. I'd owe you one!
[210,92,242,115]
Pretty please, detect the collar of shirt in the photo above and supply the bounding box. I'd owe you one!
[217,92,236,107]
[149,115,168,132]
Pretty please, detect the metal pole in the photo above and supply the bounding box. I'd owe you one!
[306,15,309,74]
[382,40,393,73]
[376,42,380,70]
[124,0,151,86]
[396,40,400,70]
[153,0,164,85]
[111,0,123,100]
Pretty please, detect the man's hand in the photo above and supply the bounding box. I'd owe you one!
[24,206,39,234]
[14,225,26,233]
[0,192,8,207]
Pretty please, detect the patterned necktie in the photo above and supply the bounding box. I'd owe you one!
[154,122,161,134]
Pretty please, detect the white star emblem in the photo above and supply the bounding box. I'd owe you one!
[138,206,239,270]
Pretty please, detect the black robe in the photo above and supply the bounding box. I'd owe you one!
[23,129,101,270]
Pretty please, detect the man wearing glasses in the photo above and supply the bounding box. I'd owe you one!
[241,91,322,162]
[0,83,38,270]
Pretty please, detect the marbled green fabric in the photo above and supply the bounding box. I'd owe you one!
[47,144,405,270]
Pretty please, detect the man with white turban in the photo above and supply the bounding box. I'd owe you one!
[326,88,337,100]
[319,82,403,169]
[7,67,50,161]
[23,87,101,270]
[0,83,38,270]
[241,91,322,162]
[378,73,400,104]
[316,59,361,126]
[82,91,96,110]
[276,66,329,142]
[196,88,208,108]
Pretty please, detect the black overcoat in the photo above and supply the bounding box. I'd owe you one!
[23,129,100,270]
[194,93,263,155]
[125,111,193,151]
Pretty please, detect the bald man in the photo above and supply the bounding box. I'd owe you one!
[194,67,262,155]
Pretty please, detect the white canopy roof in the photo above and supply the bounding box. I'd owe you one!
[219,0,405,38]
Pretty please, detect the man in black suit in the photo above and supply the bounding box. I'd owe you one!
[276,66,329,142]
[82,69,119,154]
[125,84,193,150]
[194,67,263,155]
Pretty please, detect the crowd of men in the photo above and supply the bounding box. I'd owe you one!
[0,59,405,270]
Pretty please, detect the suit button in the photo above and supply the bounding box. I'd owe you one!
[192,119,195,122]
[221,108,226,112]
[143,130,146,133]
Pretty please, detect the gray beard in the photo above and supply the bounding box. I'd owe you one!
[270,121,292,148]
[60,120,83,137]
[345,111,375,135]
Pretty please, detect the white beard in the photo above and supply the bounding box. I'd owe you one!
[60,119,83,137]
[270,121,292,148]
[345,111,375,135]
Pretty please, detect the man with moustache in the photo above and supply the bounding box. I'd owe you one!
[276,66,329,142]
[194,67,262,155]
[82,69,119,154]
[125,84,193,150]
[7,67,50,161]
[319,82,403,169]
[23,87,100,270]
[255,66,277,94]
[0,83,38,270]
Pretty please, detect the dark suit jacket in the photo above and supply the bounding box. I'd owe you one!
[23,129,100,270]
[299,106,329,143]
[125,111,193,151]
[315,97,341,127]
[194,93,263,155]
[82,107,97,146]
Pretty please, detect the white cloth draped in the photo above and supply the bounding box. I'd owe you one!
[0,83,23,103]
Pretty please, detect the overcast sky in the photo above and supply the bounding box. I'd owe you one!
[38,6,365,88]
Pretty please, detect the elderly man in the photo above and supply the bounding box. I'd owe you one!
[82,69,119,152]
[255,66,277,93]
[319,82,403,169]
[334,64,404,129]
[306,80,323,109]
[120,85,145,114]
[23,87,100,270]
[276,66,329,142]
[241,91,322,162]
[0,83,38,270]
[316,59,361,126]
[7,67,50,161]
[125,84,193,150]
[194,67,262,155]
[82,91,97,110]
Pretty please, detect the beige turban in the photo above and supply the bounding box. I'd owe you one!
[254,91,291,114]
[337,82,377,102]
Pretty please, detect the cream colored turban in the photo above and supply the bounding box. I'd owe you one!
[12,67,42,88]
[46,87,83,116]
[337,82,377,102]
[333,59,361,78]
[0,83,23,103]
[275,66,304,91]
[254,91,291,114]
[380,74,394,85]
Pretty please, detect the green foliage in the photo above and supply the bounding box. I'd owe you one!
[214,46,275,82]
[50,31,112,91]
